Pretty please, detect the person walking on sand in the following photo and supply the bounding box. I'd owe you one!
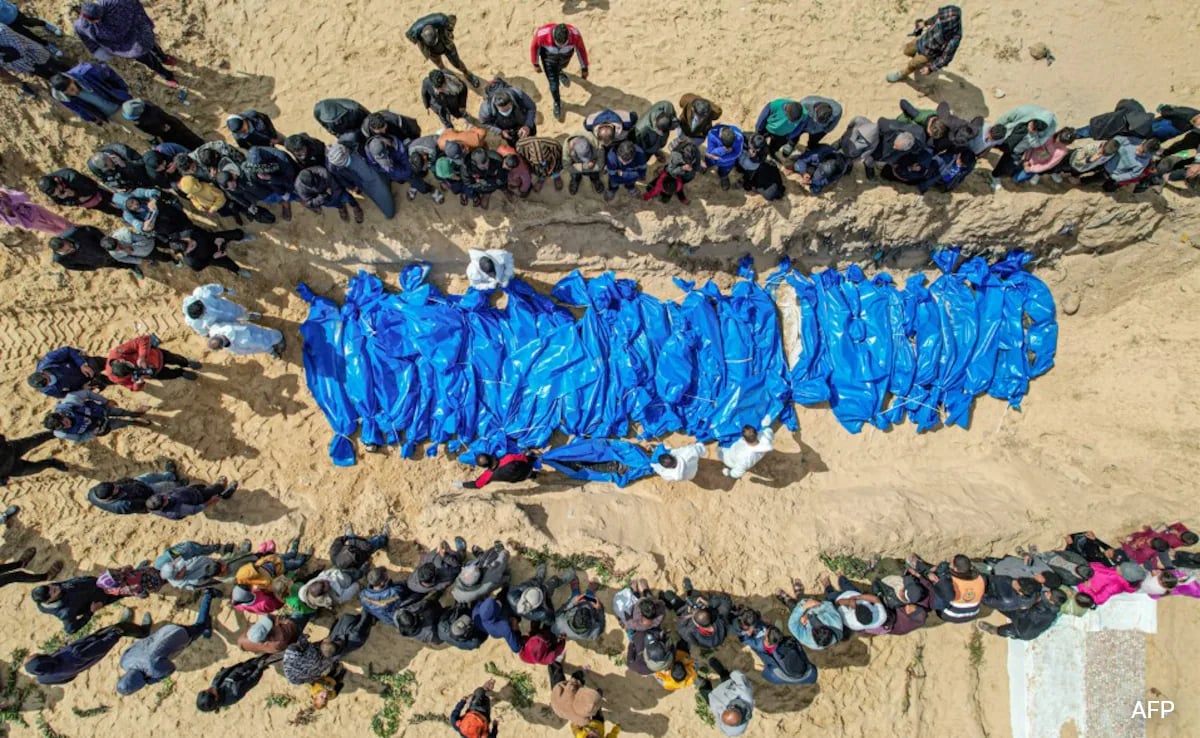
[530,22,589,120]
[104,333,200,391]
[49,62,130,124]
[451,678,500,738]
[651,442,707,482]
[44,391,149,442]
[886,5,962,84]
[407,12,480,88]
[422,69,469,129]
[74,0,179,87]
[720,417,774,479]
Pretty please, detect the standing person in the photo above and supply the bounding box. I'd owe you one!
[38,168,122,217]
[28,346,109,398]
[294,165,363,223]
[719,417,775,479]
[700,659,754,736]
[241,145,300,220]
[516,136,565,192]
[530,22,589,119]
[195,654,277,712]
[0,1,63,50]
[585,108,636,147]
[226,111,282,150]
[325,142,395,220]
[677,94,722,148]
[32,575,123,633]
[665,140,702,202]
[49,62,129,124]
[25,612,152,685]
[463,148,507,209]
[564,132,604,195]
[284,133,327,170]
[120,188,195,243]
[754,99,807,157]
[479,82,537,145]
[553,575,606,642]
[703,125,744,190]
[121,99,205,149]
[797,96,844,148]
[991,105,1058,177]
[104,333,200,391]
[88,143,151,191]
[651,442,707,482]
[0,431,67,485]
[183,283,255,336]
[0,22,62,86]
[168,227,252,278]
[0,188,72,235]
[1102,136,1160,191]
[496,145,533,198]
[406,13,481,88]
[73,0,179,86]
[422,68,469,128]
[454,451,537,489]
[886,4,962,83]
[312,98,369,140]
[635,100,680,162]
[48,226,142,276]
[451,679,499,738]
[549,664,604,730]
[738,134,785,200]
[145,478,237,520]
[604,139,647,200]
[116,588,217,694]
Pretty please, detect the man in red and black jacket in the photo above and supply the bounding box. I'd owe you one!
[530,22,589,120]
[455,452,538,489]
[104,334,200,391]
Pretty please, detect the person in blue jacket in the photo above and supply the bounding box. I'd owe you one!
[28,346,110,398]
[471,593,522,653]
[48,62,129,124]
[704,124,745,190]
[604,140,647,200]
[360,566,423,626]
[790,145,850,195]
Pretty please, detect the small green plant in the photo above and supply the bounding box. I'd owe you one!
[70,706,109,718]
[608,653,626,668]
[151,678,176,712]
[367,666,418,738]
[289,707,318,727]
[35,716,67,738]
[484,662,535,710]
[264,693,296,709]
[818,551,873,580]
[507,542,637,586]
[967,629,985,668]
[1,648,38,729]
[694,691,715,727]
[409,712,449,725]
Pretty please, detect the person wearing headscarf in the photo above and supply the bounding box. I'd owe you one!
[516,136,565,192]
[74,0,178,85]
[325,142,395,219]
[38,168,122,217]
[48,62,129,123]
[530,22,589,119]
[0,188,72,234]
[421,68,469,128]
[0,22,62,84]
[406,13,481,88]
[226,110,281,150]
[121,99,204,149]
[887,5,962,83]
[479,81,538,145]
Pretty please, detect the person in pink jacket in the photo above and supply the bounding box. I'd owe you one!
[0,188,74,234]
[1013,127,1077,184]
[1075,562,1138,606]
[231,585,284,615]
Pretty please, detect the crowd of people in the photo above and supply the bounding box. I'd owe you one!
[1,2,1199,735]
[0,3,1197,281]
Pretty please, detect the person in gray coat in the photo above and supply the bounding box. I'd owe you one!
[701,658,754,736]
[116,588,217,694]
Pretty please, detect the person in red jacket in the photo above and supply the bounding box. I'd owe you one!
[530,22,588,120]
[104,334,200,391]
[454,452,538,489]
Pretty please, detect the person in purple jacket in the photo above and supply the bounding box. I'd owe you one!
[48,62,129,124]
[73,0,178,86]
[26,610,152,685]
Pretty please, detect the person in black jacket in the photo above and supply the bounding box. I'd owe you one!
[87,144,150,191]
[196,654,278,711]
[32,575,123,633]
[87,461,179,515]
[168,227,251,277]
[463,148,507,209]
[0,432,67,485]
[25,614,151,685]
[421,69,469,128]
[977,588,1068,640]
[454,452,537,489]
[49,226,142,275]
[283,133,327,170]
[227,110,282,150]
[121,99,205,149]
[38,168,122,217]
[406,12,480,88]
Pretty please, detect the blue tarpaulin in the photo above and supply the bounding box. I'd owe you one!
[297,250,1057,477]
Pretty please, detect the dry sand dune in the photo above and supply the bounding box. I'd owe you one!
[0,1,1198,736]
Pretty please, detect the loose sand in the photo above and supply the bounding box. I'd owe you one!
[0,1,1198,736]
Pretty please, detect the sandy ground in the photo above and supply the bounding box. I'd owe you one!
[0,1,1199,736]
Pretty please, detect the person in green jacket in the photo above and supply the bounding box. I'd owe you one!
[754,99,807,156]
[634,100,679,162]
